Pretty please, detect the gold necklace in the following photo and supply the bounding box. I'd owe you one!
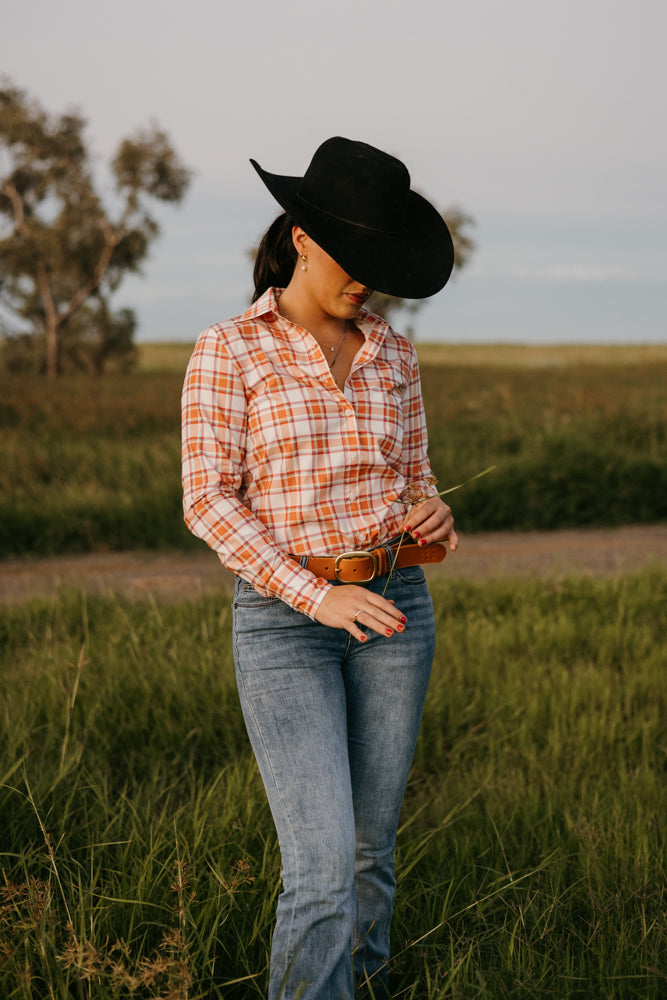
[328,321,348,369]
[278,299,348,370]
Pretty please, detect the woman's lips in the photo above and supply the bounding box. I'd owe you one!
[347,292,368,305]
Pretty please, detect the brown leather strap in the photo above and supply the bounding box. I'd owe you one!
[294,541,446,583]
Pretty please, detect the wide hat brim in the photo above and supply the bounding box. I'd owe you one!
[250,144,454,299]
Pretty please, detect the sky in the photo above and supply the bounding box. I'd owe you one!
[2,0,666,344]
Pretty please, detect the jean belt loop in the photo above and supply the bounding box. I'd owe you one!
[382,539,397,577]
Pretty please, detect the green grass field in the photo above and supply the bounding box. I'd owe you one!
[1,344,666,996]
[1,572,665,998]
[1,343,666,557]
[136,341,667,374]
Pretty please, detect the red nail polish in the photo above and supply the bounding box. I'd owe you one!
[419,539,426,547]
[396,624,405,632]
[360,634,367,642]
[385,628,393,636]
[400,616,407,624]
[412,530,420,538]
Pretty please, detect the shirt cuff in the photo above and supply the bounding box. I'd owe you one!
[243,554,333,620]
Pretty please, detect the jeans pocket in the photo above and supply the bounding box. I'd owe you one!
[233,577,283,609]
[392,565,427,587]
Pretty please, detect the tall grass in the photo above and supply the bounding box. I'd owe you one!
[418,362,667,530]
[0,373,195,556]
[1,571,665,997]
[1,351,666,556]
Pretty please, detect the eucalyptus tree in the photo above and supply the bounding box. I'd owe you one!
[0,80,191,376]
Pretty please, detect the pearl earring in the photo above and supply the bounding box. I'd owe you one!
[300,253,307,271]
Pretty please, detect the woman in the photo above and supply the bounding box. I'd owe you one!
[182,137,458,999]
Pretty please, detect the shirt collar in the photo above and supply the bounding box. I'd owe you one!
[241,287,282,322]
[244,287,390,343]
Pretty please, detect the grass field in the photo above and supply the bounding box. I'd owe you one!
[1,344,665,996]
[1,571,665,998]
[1,343,665,557]
[136,341,667,374]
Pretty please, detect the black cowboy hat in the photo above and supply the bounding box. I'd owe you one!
[250,136,454,299]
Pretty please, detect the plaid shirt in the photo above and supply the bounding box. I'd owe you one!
[181,288,438,619]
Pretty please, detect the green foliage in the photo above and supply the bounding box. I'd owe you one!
[2,303,138,375]
[0,79,190,376]
[0,372,193,556]
[0,573,665,996]
[1,353,666,557]
[419,361,667,531]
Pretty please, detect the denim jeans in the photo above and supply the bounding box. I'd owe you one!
[232,564,436,1000]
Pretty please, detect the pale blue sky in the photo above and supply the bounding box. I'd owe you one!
[2,0,666,342]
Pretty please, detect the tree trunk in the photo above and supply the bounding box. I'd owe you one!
[37,263,60,378]
[45,314,59,378]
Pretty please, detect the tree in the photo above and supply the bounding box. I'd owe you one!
[369,204,476,333]
[0,80,191,376]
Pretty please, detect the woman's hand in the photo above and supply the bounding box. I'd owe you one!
[402,496,458,551]
[314,585,407,641]
[312,496,456,639]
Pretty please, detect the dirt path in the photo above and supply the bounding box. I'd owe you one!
[2,525,666,604]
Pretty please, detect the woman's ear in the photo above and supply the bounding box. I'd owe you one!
[292,226,308,256]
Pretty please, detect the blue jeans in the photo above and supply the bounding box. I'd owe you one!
[232,565,435,1000]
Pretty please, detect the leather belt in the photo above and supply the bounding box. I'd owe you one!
[293,541,446,584]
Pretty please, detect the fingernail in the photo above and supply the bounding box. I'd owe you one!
[396,624,405,632]
[400,616,407,624]
[385,628,393,637]
[412,530,420,539]
[360,634,367,642]
[419,539,427,547]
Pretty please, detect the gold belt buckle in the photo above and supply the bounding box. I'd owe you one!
[333,549,379,583]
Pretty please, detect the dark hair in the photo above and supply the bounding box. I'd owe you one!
[252,212,298,302]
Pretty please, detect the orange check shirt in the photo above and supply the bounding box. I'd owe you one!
[181,288,438,619]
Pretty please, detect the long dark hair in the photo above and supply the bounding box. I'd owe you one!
[252,212,298,302]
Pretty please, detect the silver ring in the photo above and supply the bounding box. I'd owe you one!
[353,609,364,622]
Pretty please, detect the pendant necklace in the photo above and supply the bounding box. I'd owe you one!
[277,297,348,371]
[328,321,349,370]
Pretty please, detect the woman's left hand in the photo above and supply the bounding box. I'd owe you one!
[402,496,458,551]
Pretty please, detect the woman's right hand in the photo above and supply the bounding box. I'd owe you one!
[314,585,407,641]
